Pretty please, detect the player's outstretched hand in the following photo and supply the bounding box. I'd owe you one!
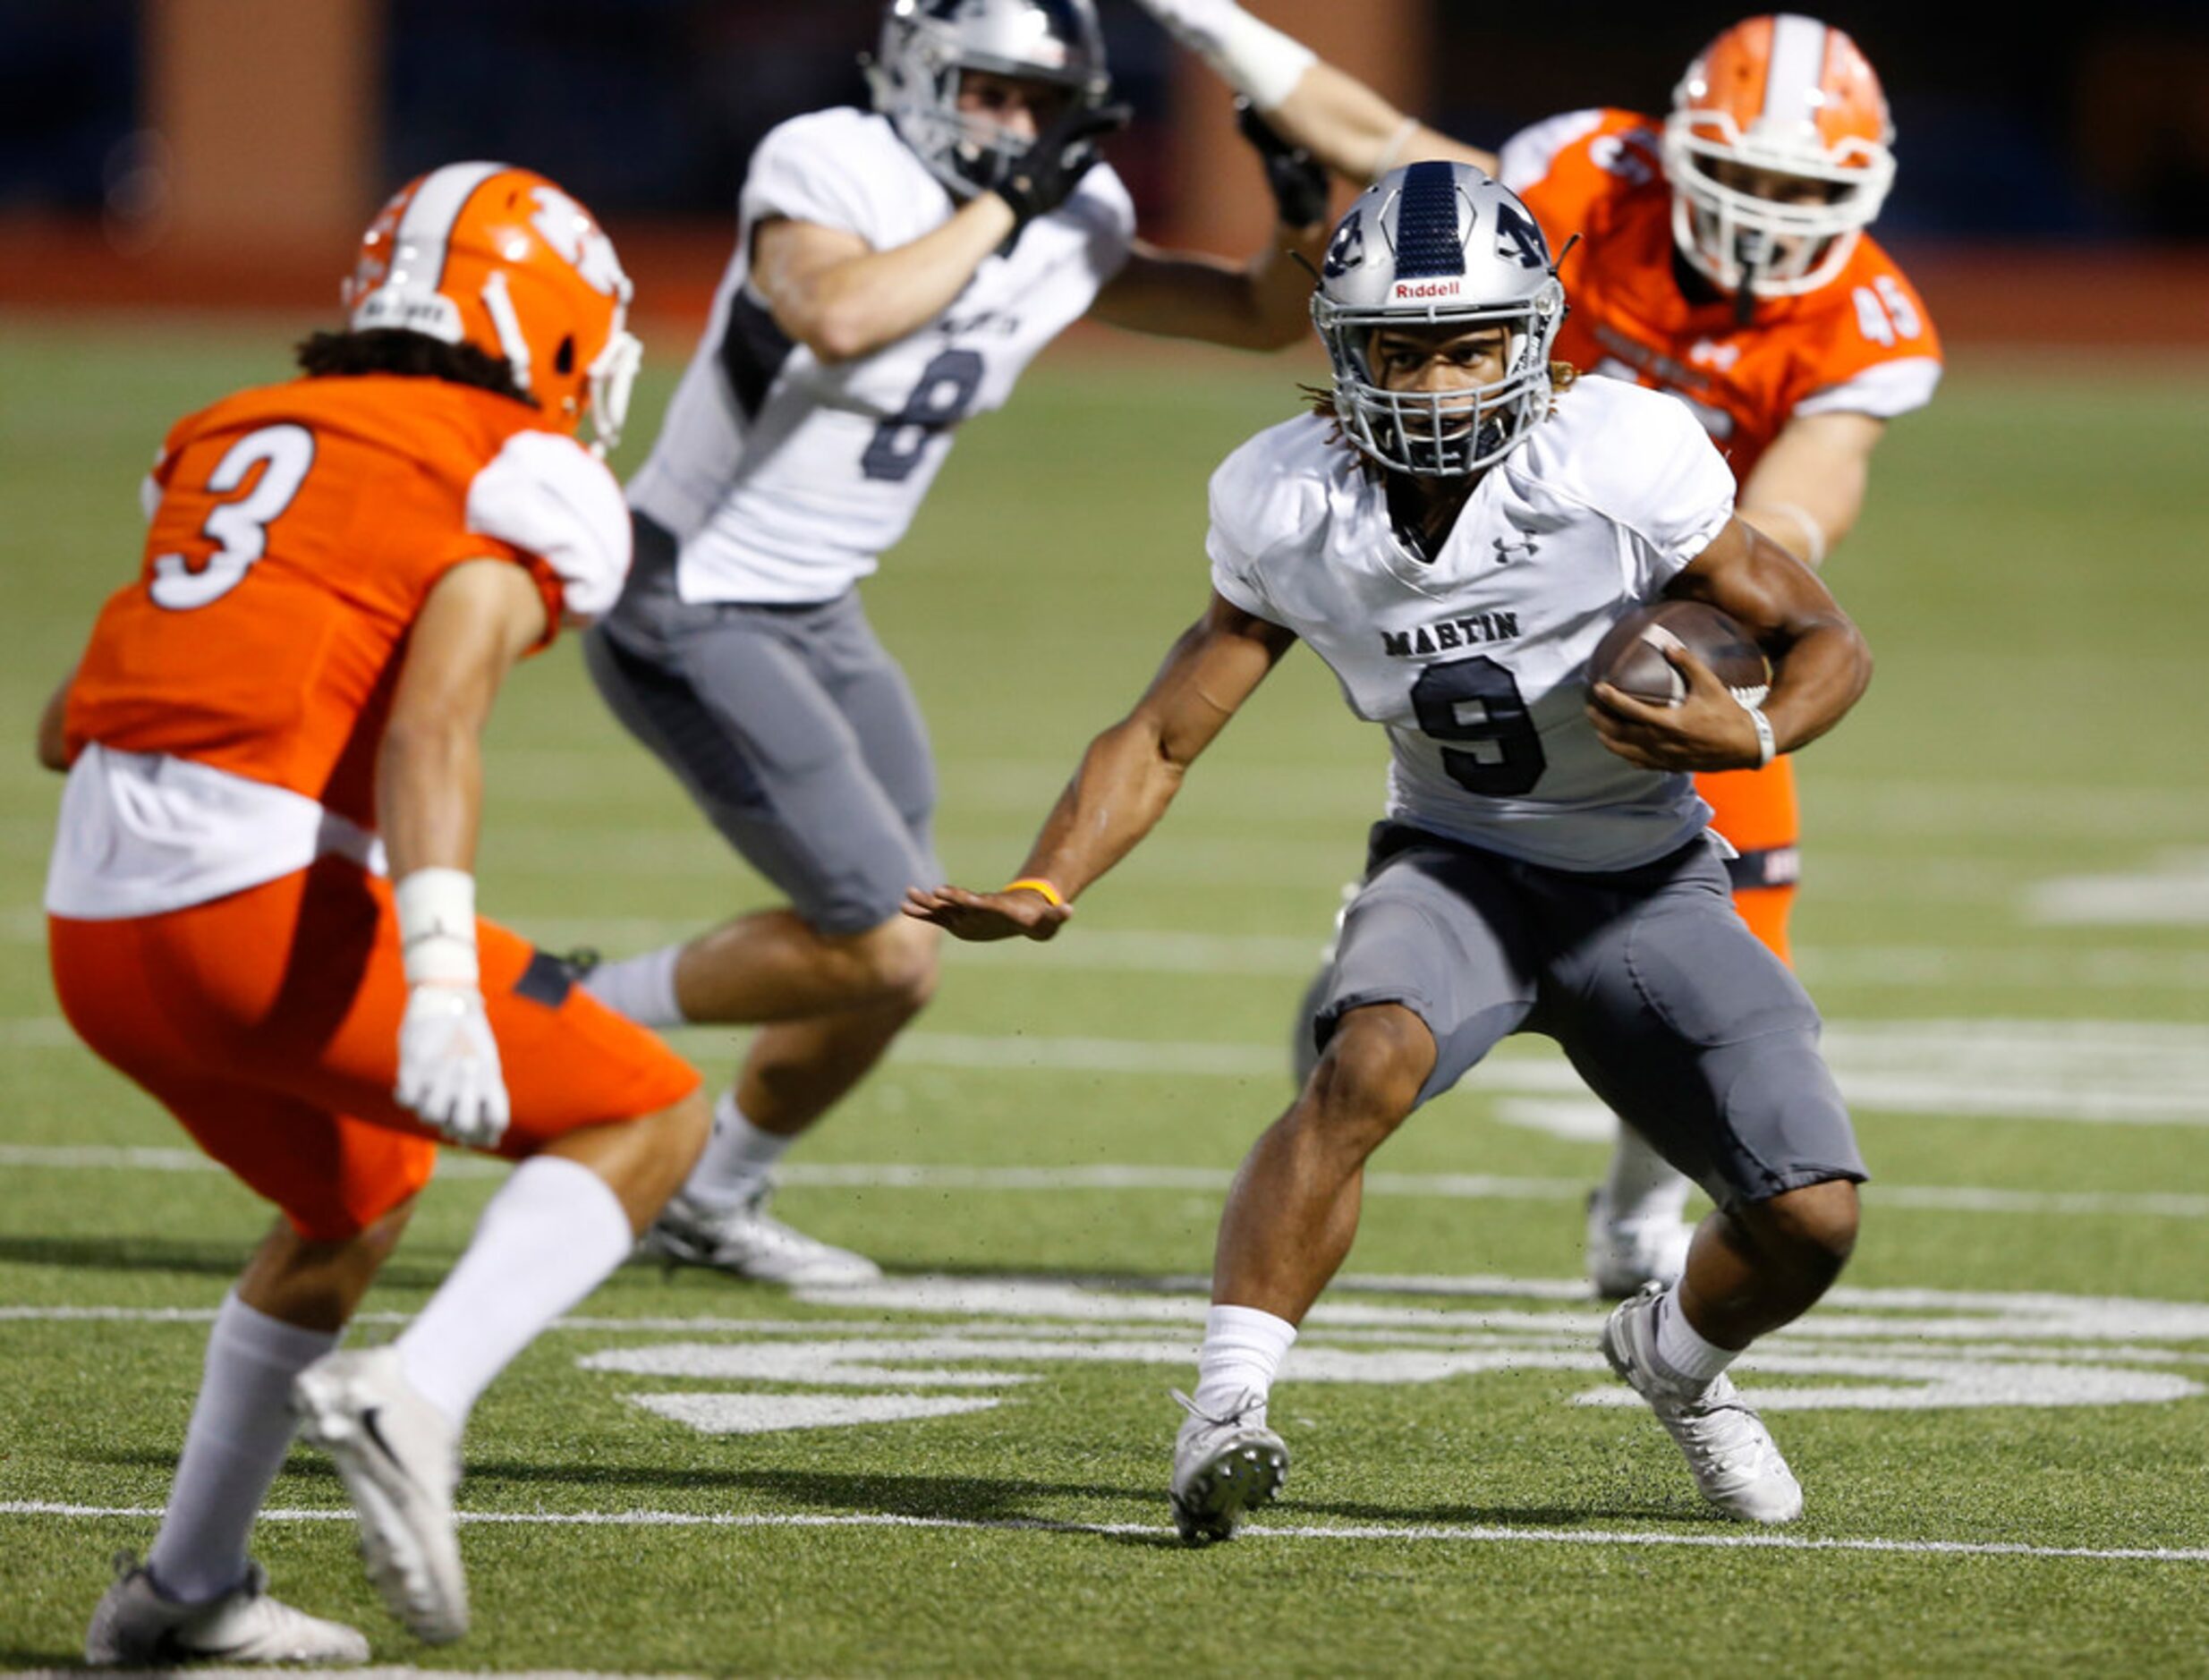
[993,102,1133,228]
[904,883,1073,944]
[1236,97,1330,227]
[1589,642,1767,772]
[395,983,511,1149]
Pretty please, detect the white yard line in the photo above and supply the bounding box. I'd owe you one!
[27,1013,2205,1123]
[3,1145,2206,1218]
[2,1499,2203,1564]
[10,908,2206,990]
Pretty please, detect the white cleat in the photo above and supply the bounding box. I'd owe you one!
[1168,1389,1289,1546]
[85,1552,370,1667]
[292,1346,468,1643]
[1599,1283,1804,1525]
[642,1184,882,1287]
[1585,1191,1695,1300]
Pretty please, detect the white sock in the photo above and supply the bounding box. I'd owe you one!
[680,1090,793,1211]
[581,944,685,1028]
[396,1155,633,1430]
[1601,1125,1695,1226]
[1653,1285,1740,1387]
[1190,1304,1298,1420]
[148,1293,338,1603]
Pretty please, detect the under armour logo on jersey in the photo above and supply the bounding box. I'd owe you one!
[1494,531,1539,565]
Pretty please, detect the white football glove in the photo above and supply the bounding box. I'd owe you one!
[395,983,510,1149]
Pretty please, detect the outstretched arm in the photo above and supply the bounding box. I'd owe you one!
[905,591,1297,940]
[1736,411,1888,571]
[1133,0,1495,182]
[1090,105,1330,350]
[1589,518,1873,772]
[1089,227,1329,350]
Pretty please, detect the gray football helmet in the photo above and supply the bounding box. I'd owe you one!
[866,0,1110,199]
[1312,161,1568,477]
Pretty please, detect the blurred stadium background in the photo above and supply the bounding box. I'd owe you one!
[4,0,2209,338]
[5,5,2209,1670]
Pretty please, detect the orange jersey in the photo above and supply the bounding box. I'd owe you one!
[1498,108,1942,483]
[64,375,627,830]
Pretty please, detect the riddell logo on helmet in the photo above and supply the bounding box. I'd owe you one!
[1392,280,1466,301]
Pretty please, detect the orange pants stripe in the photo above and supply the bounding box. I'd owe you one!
[1695,755,1800,968]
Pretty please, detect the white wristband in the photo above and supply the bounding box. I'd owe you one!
[1743,704,1777,768]
[1158,0,1318,111]
[395,867,479,987]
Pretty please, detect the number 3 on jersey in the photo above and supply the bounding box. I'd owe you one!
[1412,655,1546,796]
[150,424,317,610]
[862,349,983,483]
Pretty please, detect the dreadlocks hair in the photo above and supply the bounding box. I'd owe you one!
[294,328,538,407]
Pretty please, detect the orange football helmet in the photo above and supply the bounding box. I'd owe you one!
[1662,15,1896,298]
[341,162,642,454]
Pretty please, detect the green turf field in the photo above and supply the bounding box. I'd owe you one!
[3,315,2207,1675]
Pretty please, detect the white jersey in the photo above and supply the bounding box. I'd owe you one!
[1207,377,1737,872]
[628,107,1137,606]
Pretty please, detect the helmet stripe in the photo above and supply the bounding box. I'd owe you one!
[1761,14,1831,129]
[1391,161,1466,281]
[392,159,508,292]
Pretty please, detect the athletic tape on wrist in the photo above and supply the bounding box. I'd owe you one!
[1192,5,1317,112]
[1744,705,1777,768]
[395,867,480,986]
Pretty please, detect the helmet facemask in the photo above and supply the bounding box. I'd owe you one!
[1664,117,1893,297]
[1312,162,1568,479]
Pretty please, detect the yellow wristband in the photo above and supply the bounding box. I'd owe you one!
[1002,877,1066,907]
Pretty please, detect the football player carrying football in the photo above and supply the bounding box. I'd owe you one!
[575,0,1334,1287]
[1132,4,1942,1295]
[908,165,1873,1540]
[42,165,709,1659]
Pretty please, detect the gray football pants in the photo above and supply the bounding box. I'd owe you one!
[1313,820,1865,1211]
[583,514,940,937]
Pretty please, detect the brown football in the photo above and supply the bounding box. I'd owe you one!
[1589,600,1772,707]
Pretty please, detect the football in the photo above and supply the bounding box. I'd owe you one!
[1588,599,1772,707]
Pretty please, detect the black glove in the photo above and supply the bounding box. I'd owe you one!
[1236,97,1330,228]
[992,101,1134,229]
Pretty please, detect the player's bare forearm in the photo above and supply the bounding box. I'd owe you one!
[906,594,1295,941]
[1737,412,1885,571]
[1270,63,1494,182]
[377,560,547,879]
[378,719,486,881]
[1029,718,1190,896]
[755,202,1015,363]
[902,724,1181,943]
[34,664,75,772]
[1094,224,1330,348]
[1754,615,1872,756]
[1597,519,1870,770]
[1674,521,1872,755]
